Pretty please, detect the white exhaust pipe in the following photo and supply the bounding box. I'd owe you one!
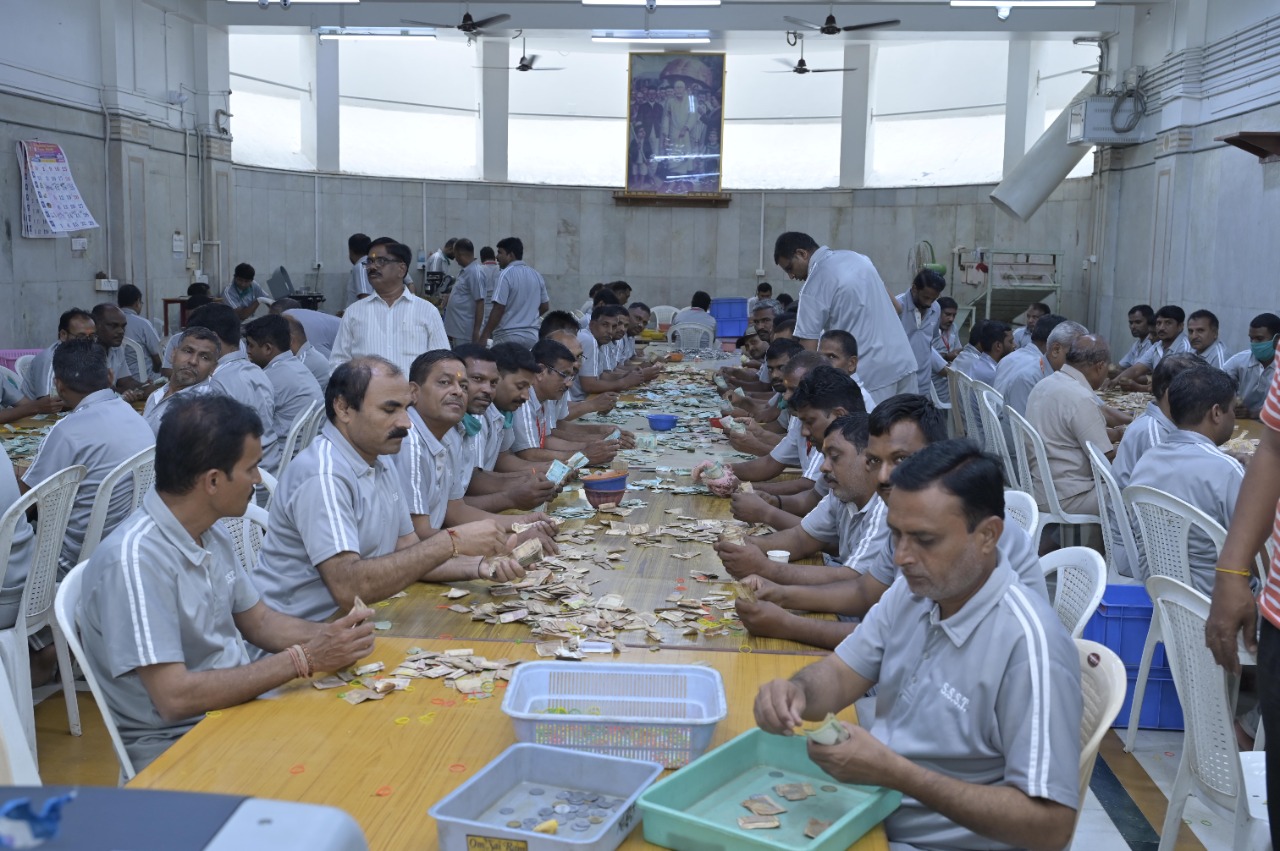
[990,81,1096,222]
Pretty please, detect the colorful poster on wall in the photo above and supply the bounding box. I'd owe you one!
[17,140,99,238]
[626,53,725,196]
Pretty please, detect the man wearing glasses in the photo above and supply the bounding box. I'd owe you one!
[330,238,448,376]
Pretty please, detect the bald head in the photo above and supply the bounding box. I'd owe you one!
[1066,333,1112,389]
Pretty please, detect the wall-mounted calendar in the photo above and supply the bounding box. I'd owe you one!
[17,140,99,238]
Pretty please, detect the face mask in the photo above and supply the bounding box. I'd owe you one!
[502,410,515,429]
[1251,337,1277,364]
[777,398,788,410]
[460,414,482,437]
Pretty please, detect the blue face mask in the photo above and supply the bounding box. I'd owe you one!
[777,398,788,411]
[460,414,482,437]
[502,410,515,429]
[1252,337,1277,364]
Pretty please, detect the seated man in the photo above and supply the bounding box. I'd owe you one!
[1,447,39,680]
[576,286,621,331]
[0,364,62,426]
[160,291,213,377]
[1129,366,1245,594]
[719,301,781,391]
[1114,304,1157,372]
[270,298,341,358]
[993,314,1066,417]
[189,303,282,473]
[20,308,96,401]
[77,394,377,772]
[1108,304,1191,390]
[283,313,331,392]
[243,314,324,441]
[726,351,823,458]
[117,284,163,380]
[222,262,267,321]
[572,305,659,401]
[673,290,717,338]
[816,330,876,410]
[142,327,220,434]
[92,303,148,395]
[513,339,619,466]
[754,441,1080,851]
[1111,351,1203,489]
[620,301,651,363]
[546,330,618,422]
[724,338,804,429]
[1186,309,1228,369]
[954,319,1011,386]
[1223,312,1280,418]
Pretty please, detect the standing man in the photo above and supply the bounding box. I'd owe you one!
[478,246,501,332]
[330,239,448,376]
[895,270,945,395]
[481,237,549,347]
[444,238,485,347]
[117,284,162,379]
[142,327,220,433]
[426,238,457,279]
[222,263,267,321]
[1224,312,1280,417]
[243,314,324,442]
[775,231,915,405]
[931,296,961,403]
[1012,302,1049,349]
[345,233,373,307]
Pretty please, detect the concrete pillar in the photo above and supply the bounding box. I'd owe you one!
[1002,40,1053,177]
[298,34,318,168]
[477,38,509,182]
[838,43,874,189]
[316,37,340,172]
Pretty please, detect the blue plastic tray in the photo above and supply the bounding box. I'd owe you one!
[639,728,901,851]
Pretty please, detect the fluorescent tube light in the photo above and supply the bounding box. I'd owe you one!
[592,30,712,43]
[583,0,719,5]
[316,27,436,40]
[950,1,1096,7]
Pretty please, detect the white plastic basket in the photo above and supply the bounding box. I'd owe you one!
[502,662,728,768]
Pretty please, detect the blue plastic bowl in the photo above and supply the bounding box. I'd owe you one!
[581,471,628,492]
[648,414,678,431]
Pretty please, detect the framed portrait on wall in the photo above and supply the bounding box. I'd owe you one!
[626,53,725,196]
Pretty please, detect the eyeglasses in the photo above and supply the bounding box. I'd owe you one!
[544,365,573,380]
[368,256,404,268]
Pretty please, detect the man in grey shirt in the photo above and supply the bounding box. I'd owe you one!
[92,303,148,393]
[444,239,486,346]
[117,284,162,379]
[775,231,915,404]
[269,299,340,358]
[253,356,522,625]
[755,441,1080,851]
[480,236,549,347]
[281,313,331,392]
[244,314,324,445]
[1223,312,1280,417]
[1111,352,1202,489]
[77,393,377,772]
[894,270,944,396]
[345,233,373,308]
[188,303,282,474]
[142,327,220,434]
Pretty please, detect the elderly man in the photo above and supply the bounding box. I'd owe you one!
[270,298,340,358]
[994,314,1067,417]
[243,314,324,442]
[22,309,97,401]
[1026,333,1122,516]
[1129,367,1245,593]
[92,303,147,393]
[188,303,282,474]
[444,238,486,346]
[117,284,162,379]
[480,237,550,347]
[1224,312,1280,418]
[222,262,267,321]
[142,327,220,433]
[1115,304,1157,370]
[1109,304,1191,389]
[774,231,916,404]
[330,239,448,376]
[754,441,1080,851]
[254,357,521,624]
[77,393,378,772]
[895,269,945,395]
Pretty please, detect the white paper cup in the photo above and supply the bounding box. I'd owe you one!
[766,550,791,563]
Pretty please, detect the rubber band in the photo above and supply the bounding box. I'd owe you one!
[375,786,393,797]
[395,716,410,726]
[449,764,467,773]
[289,764,306,775]
[739,644,753,653]
[431,697,447,706]
[438,633,454,640]
[204,711,222,718]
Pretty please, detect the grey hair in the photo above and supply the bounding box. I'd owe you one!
[752,298,782,317]
[1046,320,1088,352]
[1066,333,1111,367]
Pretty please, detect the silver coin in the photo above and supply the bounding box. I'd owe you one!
[571,820,591,832]
[821,785,838,793]
[538,807,554,818]
[529,788,545,796]
[768,771,784,778]
[499,807,515,815]
[554,804,572,815]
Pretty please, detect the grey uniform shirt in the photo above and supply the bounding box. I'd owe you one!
[262,351,324,440]
[20,343,58,400]
[346,257,372,307]
[512,387,551,453]
[0,368,23,408]
[572,329,606,402]
[1128,429,1245,594]
[105,343,138,385]
[769,417,824,494]
[866,508,1050,603]
[76,489,259,772]
[391,408,467,531]
[142,380,215,434]
[993,346,1049,417]
[221,282,267,311]
[122,308,161,380]
[1025,365,1110,507]
[22,389,155,571]
[1224,351,1276,418]
[1195,340,1228,370]
[1118,336,1156,369]
[211,350,281,472]
[793,247,915,394]
[801,493,889,572]
[444,262,486,342]
[1137,333,1192,369]
[469,405,515,472]
[673,307,717,335]
[284,309,340,357]
[896,292,941,395]
[1111,401,1175,489]
[255,422,414,623]
[296,342,331,392]
[835,561,1081,848]
[480,263,500,328]
[491,261,549,346]
[931,326,961,403]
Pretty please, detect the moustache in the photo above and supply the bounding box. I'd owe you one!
[388,427,410,440]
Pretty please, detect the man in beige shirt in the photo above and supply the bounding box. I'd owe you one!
[1025,333,1122,515]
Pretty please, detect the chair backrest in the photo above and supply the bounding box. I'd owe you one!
[79,445,156,563]
[1148,575,1242,812]
[13,355,34,386]
[0,465,86,635]
[1086,441,1141,579]
[276,401,325,480]
[1123,485,1222,586]
[1006,404,1095,523]
[649,305,678,328]
[1003,489,1039,536]
[1003,405,1039,498]
[0,365,20,398]
[977,387,1013,484]
[1074,639,1126,812]
[0,656,39,785]
[53,562,136,780]
[668,322,713,350]
[924,375,951,418]
[950,370,976,438]
[1041,547,1107,638]
[219,503,270,574]
[119,336,149,382]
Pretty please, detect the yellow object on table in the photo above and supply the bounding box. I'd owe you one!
[129,638,883,851]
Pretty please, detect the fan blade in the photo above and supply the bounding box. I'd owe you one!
[773,58,796,68]
[531,67,565,72]
[840,19,901,32]
[527,54,540,65]
[764,69,798,73]
[400,18,452,27]
[472,13,512,29]
[810,67,859,73]
[782,15,822,31]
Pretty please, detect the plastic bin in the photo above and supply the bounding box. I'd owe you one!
[1082,584,1166,670]
[502,662,727,768]
[430,743,663,851]
[1113,664,1184,731]
[710,298,749,339]
[639,728,901,851]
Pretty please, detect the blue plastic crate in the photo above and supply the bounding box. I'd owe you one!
[710,298,749,338]
[1081,584,1166,669]
[1113,665,1184,731]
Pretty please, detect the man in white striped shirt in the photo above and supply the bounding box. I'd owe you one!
[754,441,1080,851]
[330,239,448,378]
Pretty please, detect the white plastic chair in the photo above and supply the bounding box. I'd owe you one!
[0,657,39,785]
[1237,752,1270,847]
[119,336,149,382]
[79,445,155,563]
[13,355,34,387]
[1003,489,1039,536]
[1005,405,1101,546]
[0,464,86,756]
[0,365,20,397]
[276,401,325,480]
[1086,441,1141,581]
[977,387,1013,484]
[219,503,270,574]
[1147,576,1257,851]
[1074,639,1126,827]
[1041,547,1106,638]
[649,305,678,328]
[53,561,136,782]
[945,370,965,440]
[667,323,713,351]
[949,370,976,439]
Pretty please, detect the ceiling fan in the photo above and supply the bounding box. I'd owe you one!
[769,39,858,75]
[401,7,512,36]
[480,37,564,72]
[782,4,900,35]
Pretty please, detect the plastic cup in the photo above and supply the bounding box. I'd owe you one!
[766,550,791,563]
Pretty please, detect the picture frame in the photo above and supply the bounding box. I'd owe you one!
[626,53,725,197]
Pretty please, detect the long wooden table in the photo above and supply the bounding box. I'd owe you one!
[129,638,885,851]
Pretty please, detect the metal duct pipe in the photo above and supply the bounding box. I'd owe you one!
[990,80,1096,222]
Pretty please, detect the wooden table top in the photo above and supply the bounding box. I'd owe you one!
[129,637,884,851]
